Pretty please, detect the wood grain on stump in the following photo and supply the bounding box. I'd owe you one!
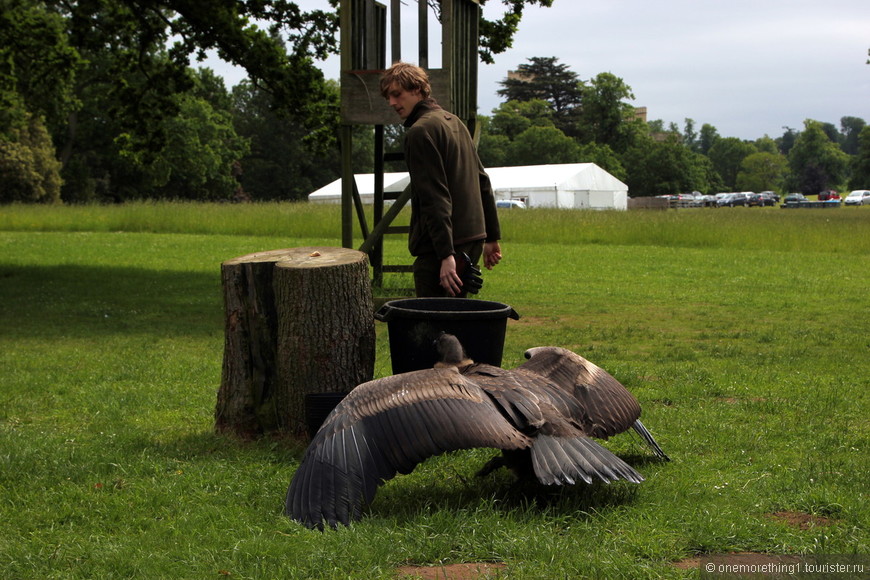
[215,247,375,438]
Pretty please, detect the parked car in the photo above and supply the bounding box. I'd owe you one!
[717,193,747,207]
[844,190,870,206]
[676,192,704,207]
[783,193,808,204]
[496,199,527,209]
[760,190,781,203]
[698,194,717,206]
[747,192,777,207]
[818,190,840,201]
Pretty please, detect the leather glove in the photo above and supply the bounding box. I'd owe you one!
[456,252,483,294]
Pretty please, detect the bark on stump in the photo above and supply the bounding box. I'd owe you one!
[215,247,375,438]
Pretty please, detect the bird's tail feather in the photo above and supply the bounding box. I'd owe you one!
[632,419,670,461]
[530,435,644,485]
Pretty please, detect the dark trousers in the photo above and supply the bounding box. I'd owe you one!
[413,240,484,298]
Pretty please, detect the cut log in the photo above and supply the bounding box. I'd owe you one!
[215,247,375,438]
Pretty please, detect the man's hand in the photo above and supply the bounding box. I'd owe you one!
[483,241,502,270]
[439,255,463,296]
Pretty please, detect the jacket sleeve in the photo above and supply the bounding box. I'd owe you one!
[405,125,456,259]
[478,163,500,242]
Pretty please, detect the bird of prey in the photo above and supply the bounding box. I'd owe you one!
[285,334,668,529]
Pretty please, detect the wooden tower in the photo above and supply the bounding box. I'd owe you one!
[338,0,481,287]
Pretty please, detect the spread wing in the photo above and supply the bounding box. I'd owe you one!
[462,364,644,485]
[518,347,669,460]
[284,366,532,529]
[517,347,642,439]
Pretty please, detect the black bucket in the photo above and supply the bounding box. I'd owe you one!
[374,298,520,374]
[304,392,348,438]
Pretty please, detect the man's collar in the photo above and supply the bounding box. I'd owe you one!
[403,98,441,127]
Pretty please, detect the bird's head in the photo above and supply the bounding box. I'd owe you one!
[433,333,474,368]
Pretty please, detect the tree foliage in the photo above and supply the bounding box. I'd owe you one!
[0,0,81,132]
[696,123,720,156]
[505,125,579,166]
[736,152,788,193]
[0,112,62,202]
[707,137,757,190]
[231,79,358,200]
[787,119,850,194]
[622,135,715,196]
[488,99,554,139]
[496,56,583,136]
[577,72,638,152]
[848,125,870,190]
[1,4,866,204]
[477,0,554,63]
[839,116,866,156]
[122,82,250,200]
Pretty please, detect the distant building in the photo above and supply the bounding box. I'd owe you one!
[308,163,629,211]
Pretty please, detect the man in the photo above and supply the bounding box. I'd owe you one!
[379,62,502,297]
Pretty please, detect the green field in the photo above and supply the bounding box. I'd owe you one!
[1,203,868,578]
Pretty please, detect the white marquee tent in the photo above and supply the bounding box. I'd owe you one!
[307,163,628,210]
[307,172,410,204]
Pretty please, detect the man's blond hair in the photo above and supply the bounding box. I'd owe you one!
[380,62,431,99]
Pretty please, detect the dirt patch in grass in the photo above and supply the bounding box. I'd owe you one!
[766,510,834,530]
[673,512,835,570]
[396,562,506,579]
[674,552,806,570]
[672,556,701,570]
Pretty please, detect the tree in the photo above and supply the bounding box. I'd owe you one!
[787,119,850,194]
[818,121,840,145]
[505,125,579,166]
[231,79,346,200]
[736,152,788,193]
[577,72,638,152]
[707,137,757,190]
[487,99,554,139]
[754,136,779,155]
[697,123,720,156]
[778,127,799,156]
[682,118,698,152]
[476,116,510,168]
[646,119,666,134]
[622,134,715,197]
[577,142,627,182]
[848,125,870,189]
[0,0,81,133]
[477,0,555,63]
[0,0,79,203]
[0,112,62,203]
[840,116,866,155]
[123,77,251,200]
[496,56,583,136]
[100,0,554,148]
[44,0,553,202]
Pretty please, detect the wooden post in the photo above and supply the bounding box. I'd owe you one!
[215,247,375,438]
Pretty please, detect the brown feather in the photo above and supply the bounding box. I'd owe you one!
[285,335,666,530]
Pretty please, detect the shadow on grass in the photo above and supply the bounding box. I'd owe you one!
[364,453,644,526]
[0,264,222,339]
[119,428,310,466]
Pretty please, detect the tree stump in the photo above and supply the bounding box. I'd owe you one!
[215,247,375,438]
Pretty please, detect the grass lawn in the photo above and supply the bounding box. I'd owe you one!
[0,204,868,578]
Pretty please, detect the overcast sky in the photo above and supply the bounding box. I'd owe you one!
[210,0,869,141]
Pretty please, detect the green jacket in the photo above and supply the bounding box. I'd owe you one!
[403,100,500,259]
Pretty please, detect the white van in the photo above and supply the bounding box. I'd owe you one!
[496,199,527,209]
